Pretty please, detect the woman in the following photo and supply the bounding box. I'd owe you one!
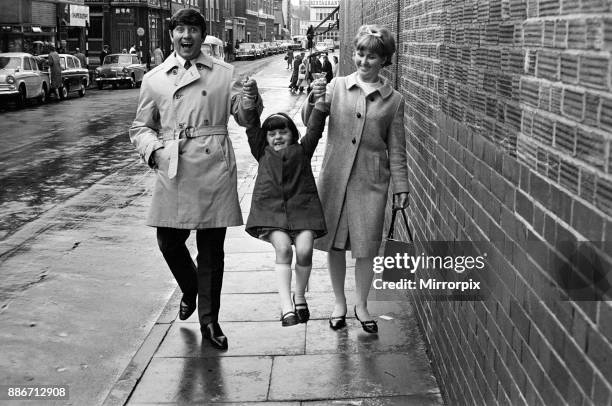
[302,24,409,334]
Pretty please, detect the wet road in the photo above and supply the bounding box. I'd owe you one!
[0,56,282,242]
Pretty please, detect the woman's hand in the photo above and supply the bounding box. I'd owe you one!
[393,192,409,209]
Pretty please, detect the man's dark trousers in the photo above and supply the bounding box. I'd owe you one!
[156,227,226,325]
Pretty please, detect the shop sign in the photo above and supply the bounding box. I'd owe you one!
[69,5,90,27]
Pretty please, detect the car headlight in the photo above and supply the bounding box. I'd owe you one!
[6,75,15,84]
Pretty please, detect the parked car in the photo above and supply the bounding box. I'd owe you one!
[323,39,335,52]
[0,52,49,107]
[94,54,146,90]
[39,53,89,99]
[235,43,258,60]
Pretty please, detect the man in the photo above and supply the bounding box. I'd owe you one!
[321,54,333,84]
[129,44,137,54]
[129,9,262,350]
[74,48,87,68]
[47,46,62,101]
[152,46,164,66]
[100,45,109,65]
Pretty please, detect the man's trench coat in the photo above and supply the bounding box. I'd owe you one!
[130,52,262,229]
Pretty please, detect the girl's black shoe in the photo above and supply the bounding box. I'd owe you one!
[280,310,299,327]
[354,305,378,334]
[293,294,310,323]
[328,313,347,330]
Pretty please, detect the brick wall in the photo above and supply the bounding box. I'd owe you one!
[339,0,612,405]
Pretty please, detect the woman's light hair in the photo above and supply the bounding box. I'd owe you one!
[353,24,396,67]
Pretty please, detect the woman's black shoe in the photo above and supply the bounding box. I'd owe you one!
[293,294,310,323]
[354,305,378,334]
[280,310,299,327]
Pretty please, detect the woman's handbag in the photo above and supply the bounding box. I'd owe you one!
[382,207,415,282]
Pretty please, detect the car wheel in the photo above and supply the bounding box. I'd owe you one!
[59,85,68,100]
[38,84,48,104]
[16,85,26,108]
[78,81,86,97]
[97,82,103,90]
[112,83,118,89]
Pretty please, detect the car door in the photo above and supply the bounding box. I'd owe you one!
[21,57,36,97]
[29,56,45,95]
[65,56,76,89]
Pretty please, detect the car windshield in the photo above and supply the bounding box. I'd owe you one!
[103,55,133,64]
[0,57,21,69]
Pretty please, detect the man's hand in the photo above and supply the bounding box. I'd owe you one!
[242,77,259,99]
[152,149,169,173]
[311,78,326,102]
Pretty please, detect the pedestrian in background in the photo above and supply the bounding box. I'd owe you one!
[129,8,263,350]
[285,48,293,70]
[244,108,328,327]
[321,54,333,84]
[74,48,87,68]
[47,46,62,100]
[303,24,409,335]
[100,44,109,65]
[289,53,302,93]
[152,46,164,66]
[332,55,339,77]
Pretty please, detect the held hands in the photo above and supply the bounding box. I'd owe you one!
[242,77,259,100]
[311,77,326,102]
[393,192,409,210]
[153,149,169,173]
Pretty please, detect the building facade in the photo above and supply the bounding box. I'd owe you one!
[0,0,90,55]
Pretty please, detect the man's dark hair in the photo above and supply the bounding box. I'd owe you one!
[169,9,206,34]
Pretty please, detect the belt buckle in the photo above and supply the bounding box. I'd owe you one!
[183,126,194,138]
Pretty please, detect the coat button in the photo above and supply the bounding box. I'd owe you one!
[356,112,361,118]
[175,94,182,99]
[201,90,207,96]
[369,96,375,102]
[205,148,210,154]
[352,138,356,144]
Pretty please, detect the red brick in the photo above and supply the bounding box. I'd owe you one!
[579,54,610,90]
[560,53,579,84]
[586,329,612,381]
[571,199,604,240]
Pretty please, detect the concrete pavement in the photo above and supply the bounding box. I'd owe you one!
[106,60,443,405]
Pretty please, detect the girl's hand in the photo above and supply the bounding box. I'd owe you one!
[393,192,409,209]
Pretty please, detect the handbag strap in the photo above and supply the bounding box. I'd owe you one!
[387,207,414,242]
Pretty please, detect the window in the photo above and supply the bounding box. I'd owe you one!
[67,57,75,69]
[30,58,39,71]
[59,57,66,70]
[22,57,31,70]
[73,56,81,68]
[90,16,103,38]
[132,56,139,64]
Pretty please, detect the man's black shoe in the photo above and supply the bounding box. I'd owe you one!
[178,295,196,320]
[201,322,228,350]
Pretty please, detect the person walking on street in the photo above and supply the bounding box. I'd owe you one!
[332,55,339,77]
[303,24,409,335]
[74,48,87,68]
[285,48,293,70]
[47,46,62,101]
[129,9,263,350]
[289,53,302,93]
[244,105,328,327]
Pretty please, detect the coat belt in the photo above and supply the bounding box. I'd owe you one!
[158,125,229,179]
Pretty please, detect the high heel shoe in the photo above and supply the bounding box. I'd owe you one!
[354,305,378,334]
[293,293,310,323]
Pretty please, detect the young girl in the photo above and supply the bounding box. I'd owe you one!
[245,105,328,327]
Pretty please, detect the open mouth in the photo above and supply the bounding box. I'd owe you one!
[180,42,194,50]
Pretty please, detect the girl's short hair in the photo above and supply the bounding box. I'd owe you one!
[353,24,395,67]
[261,112,300,143]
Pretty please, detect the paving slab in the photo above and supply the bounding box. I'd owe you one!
[303,395,443,405]
[128,356,272,404]
[156,322,306,357]
[268,353,438,401]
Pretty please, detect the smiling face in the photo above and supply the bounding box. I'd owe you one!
[170,24,205,60]
[353,49,385,83]
[266,128,294,151]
